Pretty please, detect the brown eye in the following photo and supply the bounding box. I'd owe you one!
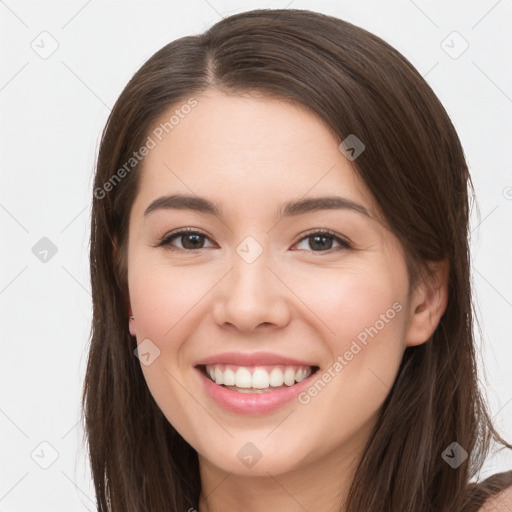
[293,230,352,253]
[156,228,351,254]
[157,229,215,251]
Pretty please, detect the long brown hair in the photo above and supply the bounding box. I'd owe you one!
[82,8,512,511]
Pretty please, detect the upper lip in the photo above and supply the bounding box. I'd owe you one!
[194,351,317,368]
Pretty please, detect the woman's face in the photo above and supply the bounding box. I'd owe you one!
[126,88,420,477]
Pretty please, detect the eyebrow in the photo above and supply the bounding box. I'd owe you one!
[143,193,371,219]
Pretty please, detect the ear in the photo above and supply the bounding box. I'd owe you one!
[405,259,450,347]
[129,313,136,337]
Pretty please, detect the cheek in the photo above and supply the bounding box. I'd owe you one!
[128,263,210,435]
[128,261,215,343]
[291,260,407,352]
[292,263,408,414]
[293,265,408,437]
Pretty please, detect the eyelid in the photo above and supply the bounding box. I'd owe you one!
[156,227,352,252]
[295,228,351,247]
[155,227,214,249]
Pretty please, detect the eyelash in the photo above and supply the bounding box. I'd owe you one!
[156,227,352,254]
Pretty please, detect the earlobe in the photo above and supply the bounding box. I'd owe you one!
[128,303,136,336]
[129,314,136,337]
[405,259,450,347]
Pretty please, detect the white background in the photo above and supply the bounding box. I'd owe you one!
[0,1,511,510]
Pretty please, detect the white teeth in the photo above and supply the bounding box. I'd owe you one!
[269,368,284,387]
[223,368,236,386]
[251,369,270,389]
[214,366,224,385]
[295,368,308,382]
[235,367,252,388]
[283,368,296,386]
[204,364,313,389]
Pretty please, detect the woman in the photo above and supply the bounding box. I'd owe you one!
[82,8,512,511]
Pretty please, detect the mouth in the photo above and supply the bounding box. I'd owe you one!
[196,363,320,394]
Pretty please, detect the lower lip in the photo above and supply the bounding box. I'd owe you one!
[195,367,317,415]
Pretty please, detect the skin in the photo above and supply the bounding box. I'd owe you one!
[124,88,449,512]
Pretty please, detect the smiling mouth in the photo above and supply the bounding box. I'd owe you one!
[197,364,320,393]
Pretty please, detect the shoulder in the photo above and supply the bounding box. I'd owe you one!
[477,482,512,511]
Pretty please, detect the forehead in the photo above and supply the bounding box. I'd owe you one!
[131,89,382,224]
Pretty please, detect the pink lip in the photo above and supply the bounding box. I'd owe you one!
[193,351,316,367]
[194,365,318,415]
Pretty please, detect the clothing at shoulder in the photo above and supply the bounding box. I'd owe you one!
[478,480,512,511]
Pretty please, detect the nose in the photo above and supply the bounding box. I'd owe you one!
[212,248,292,333]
